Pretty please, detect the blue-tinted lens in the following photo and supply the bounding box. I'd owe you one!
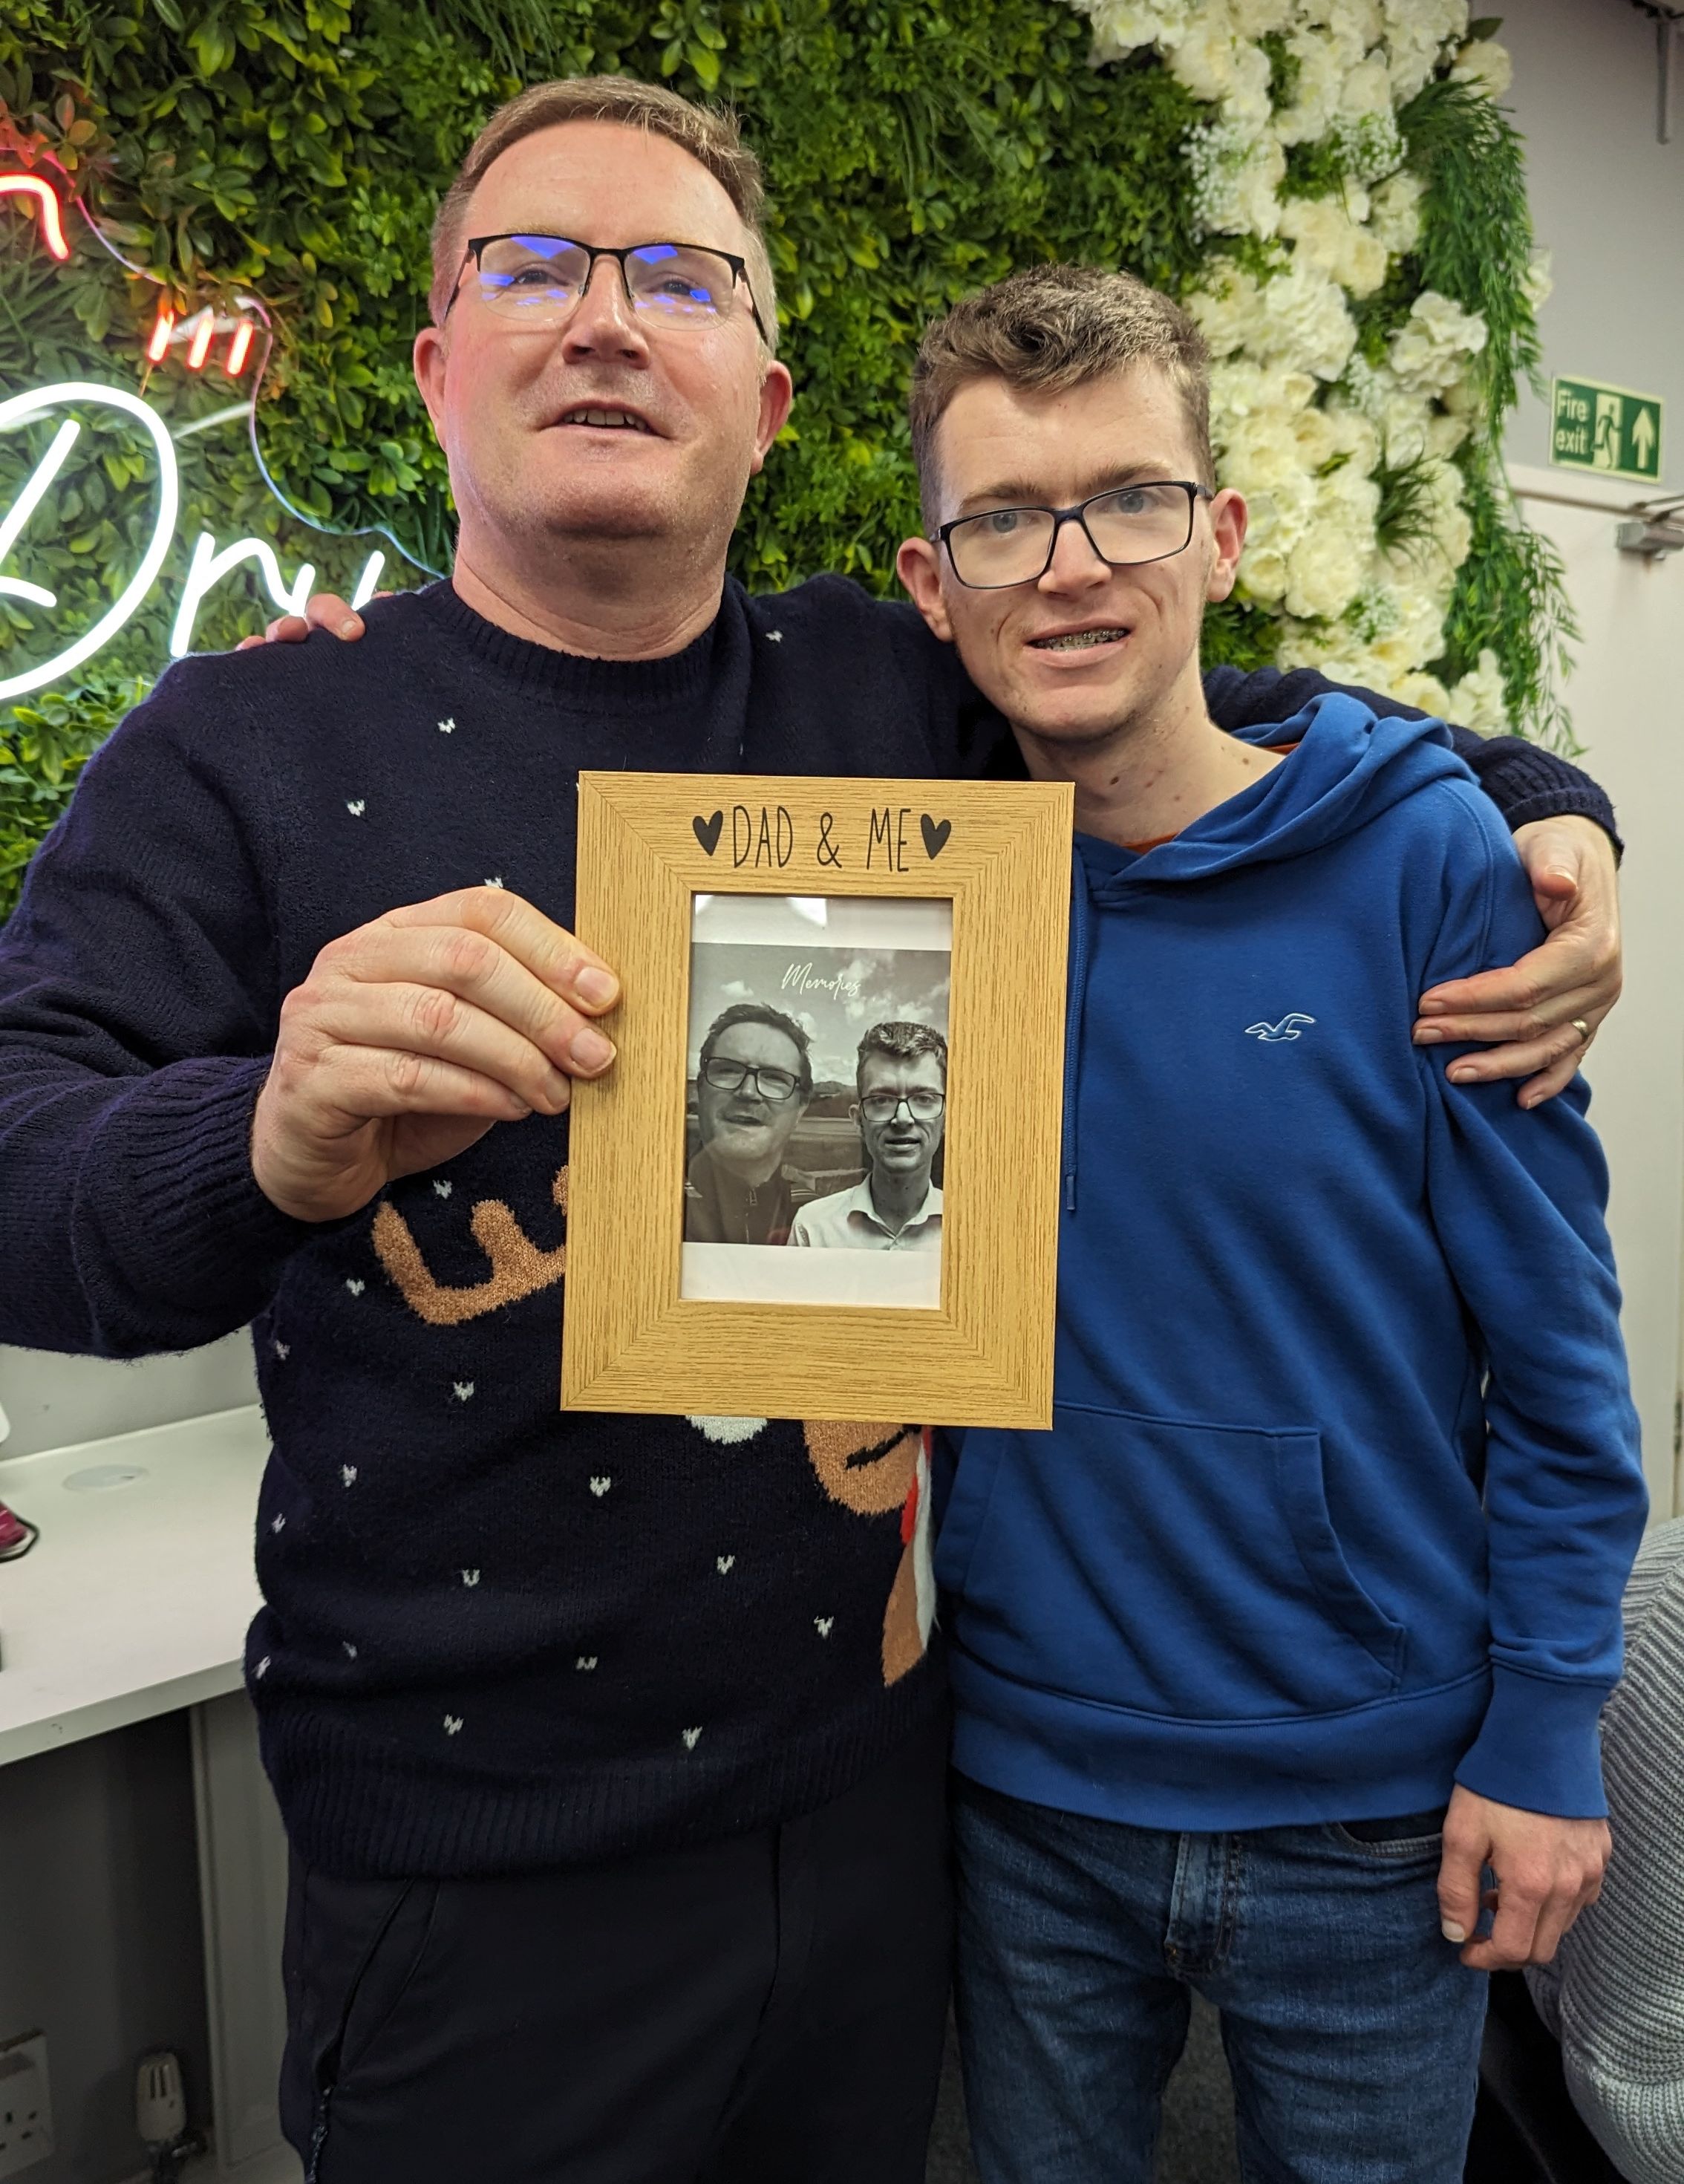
[478,235,589,309]
[627,243,728,316]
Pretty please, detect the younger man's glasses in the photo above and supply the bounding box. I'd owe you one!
[938,480,1214,590]
[446,235,770,345]
[700,1057,803,1104]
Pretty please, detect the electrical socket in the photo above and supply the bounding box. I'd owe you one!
[0,2033,53,2178]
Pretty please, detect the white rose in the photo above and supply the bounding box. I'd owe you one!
[1211,359,1319,422]
[1450,37,1513,101]
[1279,194,1389,296]
[1367,171,1424,256]
[1340,56,1394,119]
[1071,0,1200,62]
[1230,0,1295,39]
[1322,402,1382,475]
[1383,0,1467,103]
[1255,261,1358,378]
[1394,671,1455,717]
[1238,543,1291,604]
[1221,415,1308,494]
[1446,648,1510,735]
[1170,19,1245,105]
[1391,292,1488,394]
[1286,524,1368,622]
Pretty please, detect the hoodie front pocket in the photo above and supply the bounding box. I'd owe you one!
[950,1403,1406,1721]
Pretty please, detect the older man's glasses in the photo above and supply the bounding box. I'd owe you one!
[859,1090,945,1124]
[701,1057,803,1104]
[938,481,1213,590]
[448,235,770,343]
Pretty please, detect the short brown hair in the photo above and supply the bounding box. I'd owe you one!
[907,264,1213,521]
[429,74,777,350]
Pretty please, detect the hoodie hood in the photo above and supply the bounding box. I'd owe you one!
[1060,694,1472,1212]
[1080,692,1471,899]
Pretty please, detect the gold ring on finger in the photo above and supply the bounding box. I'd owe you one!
[1571,1017,1591,1043]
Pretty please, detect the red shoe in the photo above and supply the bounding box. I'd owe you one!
[0,1499,37,1560]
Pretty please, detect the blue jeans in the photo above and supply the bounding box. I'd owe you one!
[953,1776,1488,2184]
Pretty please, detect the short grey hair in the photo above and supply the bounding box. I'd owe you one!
[429,74,777,351]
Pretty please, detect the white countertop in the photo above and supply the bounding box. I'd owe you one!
[0,1404,270,1766]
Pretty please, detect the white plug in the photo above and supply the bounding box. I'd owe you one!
[0,2035,53,2179]
[135,2051,186,2152]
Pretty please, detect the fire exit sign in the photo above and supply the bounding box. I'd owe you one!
[1550,377,1662,483]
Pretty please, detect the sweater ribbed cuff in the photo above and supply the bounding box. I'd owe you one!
[1481,748,1622,859]
[76,1054,324,1349]
[1453,1663,1610,1819]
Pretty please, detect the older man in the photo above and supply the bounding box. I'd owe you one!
[685,1001,814,1244]
[791,1022,946,1251]
[0,72,1626,2184]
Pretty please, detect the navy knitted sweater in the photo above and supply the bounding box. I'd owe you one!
[0,576,1615,1877]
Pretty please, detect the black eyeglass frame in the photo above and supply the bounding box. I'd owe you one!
[854,1090,947,1124]
[936,480,1216,590]
[443,233,771,345]
[698,1056,807,1104]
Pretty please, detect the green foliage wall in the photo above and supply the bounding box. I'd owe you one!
[1,1,1555,920]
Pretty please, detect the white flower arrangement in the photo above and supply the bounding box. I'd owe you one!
[1065,0,1538,731]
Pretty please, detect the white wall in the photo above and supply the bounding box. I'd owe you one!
[1498,0,1684,1521]
[1509,463,1684,1523]
[1502,0,1684,495]
[0,1335,257,1462]
[0,1715,213,2183]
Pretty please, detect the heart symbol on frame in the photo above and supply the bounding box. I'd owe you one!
[693,810,724,855]
[920,814,952,859]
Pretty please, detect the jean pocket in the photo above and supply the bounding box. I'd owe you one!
[1326,1814,1446,1859]
[958,1403,1406,1721]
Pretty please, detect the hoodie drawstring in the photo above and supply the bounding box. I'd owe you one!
[1062,850,1093,1215]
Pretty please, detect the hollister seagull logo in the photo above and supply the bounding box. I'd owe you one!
[1245,1013,1316,1043]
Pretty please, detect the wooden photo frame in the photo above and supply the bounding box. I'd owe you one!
[561,773,1073,1428]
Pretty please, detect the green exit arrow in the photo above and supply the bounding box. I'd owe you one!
[1631,406,1658,471]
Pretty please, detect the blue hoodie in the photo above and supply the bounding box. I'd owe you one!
[937,694,1646,1828]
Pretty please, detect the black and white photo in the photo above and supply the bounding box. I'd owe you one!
[681,893,951,1308]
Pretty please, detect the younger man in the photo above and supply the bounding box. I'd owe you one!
[895,266,1648,2184]
[790,1021,945,1251]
